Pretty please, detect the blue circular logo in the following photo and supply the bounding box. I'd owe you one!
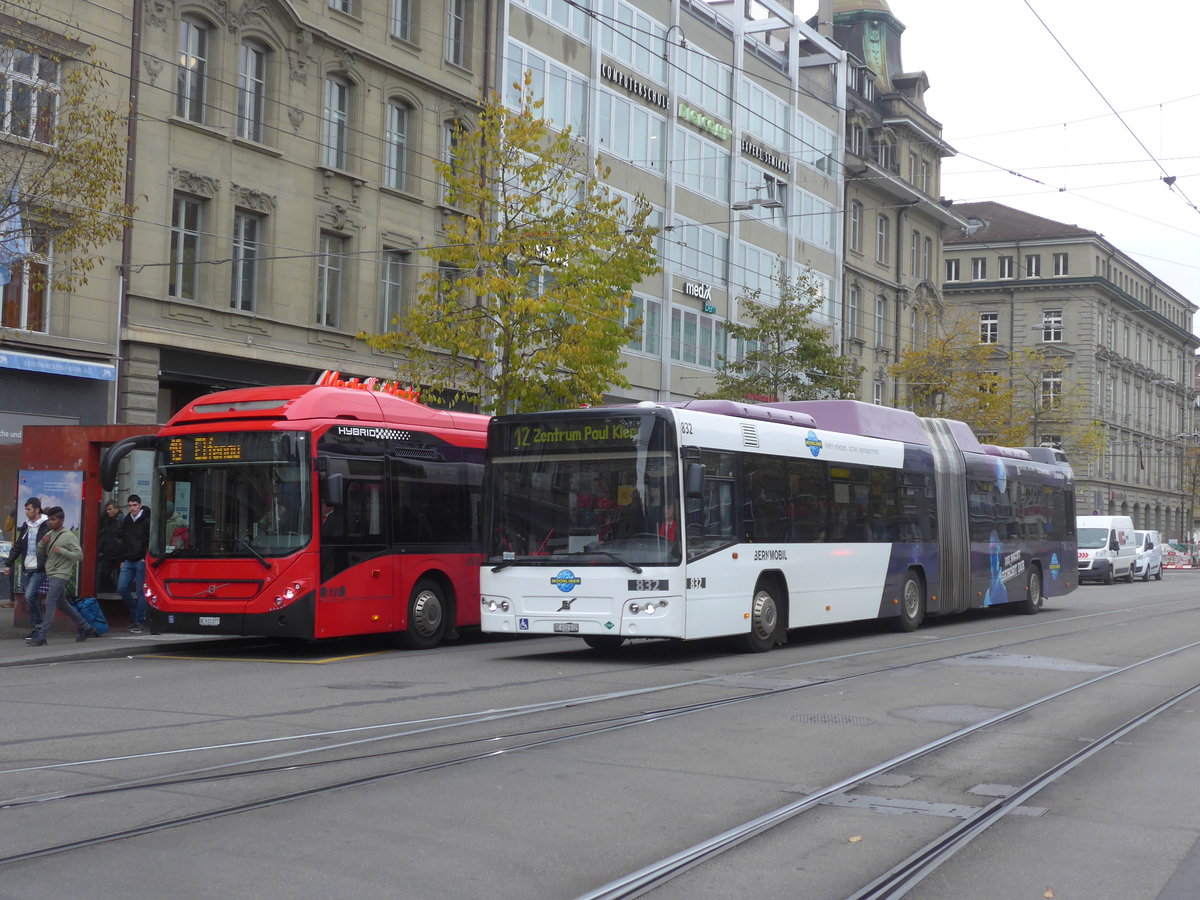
[551,569,582,593]
[805,430,823,458]
[994,455,1007,495]
[1049,552,1060,580]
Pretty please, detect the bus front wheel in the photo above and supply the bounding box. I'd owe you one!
[398,578,448,650]
[740,584,781,652]
[891,571,925,632]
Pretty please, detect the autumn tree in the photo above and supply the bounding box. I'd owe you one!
[359,78,660,414]
[890,317,1017,438]
[1007,345,1106,460]
[0,10,130,293]
[891,318,1106,459]
[702,267,860,402]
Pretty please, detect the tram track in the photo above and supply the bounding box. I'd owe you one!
[3,591,1194,785]
[2,595,1199,872]
[577,642,1200,899]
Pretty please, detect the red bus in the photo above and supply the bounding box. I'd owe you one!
[101,381,488,647]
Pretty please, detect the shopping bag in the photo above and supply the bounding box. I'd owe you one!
[73,597,110,636]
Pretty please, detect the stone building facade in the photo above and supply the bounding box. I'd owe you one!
[943,201,1199,539]
[832,0,967,405]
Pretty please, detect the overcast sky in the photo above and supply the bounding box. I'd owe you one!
[889,0,1200,328]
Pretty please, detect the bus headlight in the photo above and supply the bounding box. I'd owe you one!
[483,598,510,613]
[629,600,668,615]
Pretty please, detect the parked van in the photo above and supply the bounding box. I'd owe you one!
[1133,530,1164,581]
[1076,515,1136,584]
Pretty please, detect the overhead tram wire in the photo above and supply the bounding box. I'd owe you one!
[1023,0,1200,215]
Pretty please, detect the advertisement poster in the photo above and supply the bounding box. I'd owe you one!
[17,470,84,533]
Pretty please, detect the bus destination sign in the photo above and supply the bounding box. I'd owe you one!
[508,417,642,451]
[167,436,243,463]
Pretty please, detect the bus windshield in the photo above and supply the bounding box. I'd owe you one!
[487,412,681,566]
[152,431,312,560]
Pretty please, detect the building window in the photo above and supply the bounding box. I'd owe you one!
[945,258,960,281]
[908,151,919,185]
[1026,254,1041,277]
[0,44,58,142]
[847,122,864,156]
[329,0,353,12]
[1,220,49,331]
[922,236,931,280]
[385,100,411,191]
[874,295,887,346]
[980,311,998,344]
[446,0,469,67]
[972,257,987,280]
[177,17,209,123]
[848,201,862,253]
[875,214,890,264]
[918,158,930,193]
[671,307,726,369]
[873,381,883,405]
[391,0,414,40]
[1040,308,1063,342]
[626,295,662,356]
[236,42,266,142]
[1054,252,1069,276]
[1040,370,1063,409]
[230,210,261,312]
[440,119,461,204]
[322,76,350,169]
[380,249,407,330]
[909,230,920,278]
[169,194,203,300]
[1039,434,1062,449]
[999,255,1013,279]
[875,138,894,171]
[317,233,345,327]
[846,284,860,339]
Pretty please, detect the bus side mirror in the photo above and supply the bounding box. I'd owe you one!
[322,472,344,507]
[685,463,705,499]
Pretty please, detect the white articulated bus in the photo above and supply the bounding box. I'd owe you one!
[479,399,1077,652]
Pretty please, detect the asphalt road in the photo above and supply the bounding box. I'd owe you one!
[3,572,1200,899]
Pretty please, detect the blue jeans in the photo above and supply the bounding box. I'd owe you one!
[118,559,146,626]
[34,576,86,639]
[21,570,46,630]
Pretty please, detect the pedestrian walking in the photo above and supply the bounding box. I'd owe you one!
[117,494,151,633]
[27,506,90,646]
[96,500,124,593]
[2,498,50,634]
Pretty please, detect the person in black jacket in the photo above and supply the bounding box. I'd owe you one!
[116,494,151,633]
[2,497,51,633]
[96,500,124,593]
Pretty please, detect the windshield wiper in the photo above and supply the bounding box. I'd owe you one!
[238,538,271,570]
[575,549,642,573]
[490,555,554,573]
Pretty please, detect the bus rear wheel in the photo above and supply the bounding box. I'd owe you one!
[1019,567,1043,615]
[398,578,448,650]
[739,584,781,652]
[891,571,924,632]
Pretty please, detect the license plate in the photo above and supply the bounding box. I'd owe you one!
[198,616,220,627]
[553,622,579,633]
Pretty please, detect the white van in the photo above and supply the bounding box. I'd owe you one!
[1133,530,1164,581]
[1077,515,1136,584]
